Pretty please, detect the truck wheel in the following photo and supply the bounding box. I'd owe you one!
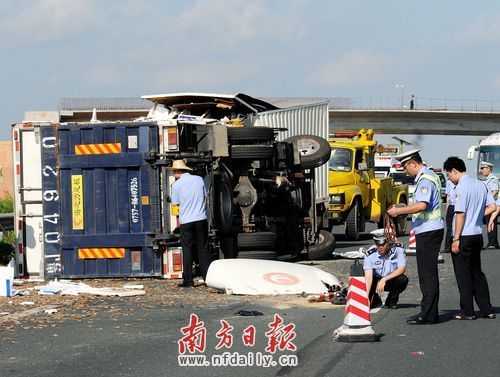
[307,230,336,260]
[284,135,331,169]
[237,250,277,260]
[345,201,361,241]
[214,173,233,234]
[230,145,274,160]
[237,232,277,250]
[394,202,408,236]
[219,236,236,259]
[228,127,275,144]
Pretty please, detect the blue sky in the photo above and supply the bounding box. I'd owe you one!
[1,0,499,171]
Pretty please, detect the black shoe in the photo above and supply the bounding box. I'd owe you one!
[452,313,476,320]
[178,282,194,288]
[370,295,383,309]
[406,314,437,325]
[486,245,499,250]
[480,313,496,319]
[386,304,399,309]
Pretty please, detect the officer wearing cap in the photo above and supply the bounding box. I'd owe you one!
[169,159,211,288]
[387,149,444,324]
[363,229,408,309]
[443,156,496,320]
[480,161,499,249]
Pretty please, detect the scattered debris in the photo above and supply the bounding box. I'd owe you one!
[410,351,425,356]
[332,247,370,259]
[123,284,144,290]
[234,310,263,316]
[20,301,35,306]
[34,279,146,297]
[44,309,58,315]
[307,288,348,305]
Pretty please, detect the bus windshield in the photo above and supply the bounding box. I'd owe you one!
[479,146,500,178]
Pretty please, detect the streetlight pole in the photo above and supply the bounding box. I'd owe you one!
[396,84,405,109]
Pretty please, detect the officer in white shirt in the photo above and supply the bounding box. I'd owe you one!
[444,179,456,253]
[363,229,408,309]
[480,161,499,249]
[444,156,496,320]
[387,149,444,325]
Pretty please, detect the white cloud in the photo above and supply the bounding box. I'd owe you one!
[85,65,123,86]
[456,13,500,44]
[492,74,500,89]
[0,0,103,42]
[307,50,396,87]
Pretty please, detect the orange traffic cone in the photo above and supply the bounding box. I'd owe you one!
[333,261,379,342]
[405,229,444,263]
[406,229,417,255]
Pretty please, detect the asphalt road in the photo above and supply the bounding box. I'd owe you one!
[1,224,499,377]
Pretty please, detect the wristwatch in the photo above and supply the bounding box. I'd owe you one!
[452,237,460,242]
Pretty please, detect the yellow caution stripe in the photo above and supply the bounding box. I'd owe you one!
[75,143,122,155]
[78,248,125,259]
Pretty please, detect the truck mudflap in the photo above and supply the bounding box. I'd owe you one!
[41,122,162,278]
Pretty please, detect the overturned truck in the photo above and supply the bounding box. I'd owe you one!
[13,93,333,279]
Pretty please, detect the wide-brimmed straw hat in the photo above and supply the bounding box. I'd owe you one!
[166,159,192,171]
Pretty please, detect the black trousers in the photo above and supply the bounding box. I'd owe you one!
[485,213,499,248]
[451,235,493,316]
[445,205,455,252]
[415,229,443,322]
[180,220,211,284]
[368,274,409,306]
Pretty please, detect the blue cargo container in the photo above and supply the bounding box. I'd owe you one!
[41,122,161,278]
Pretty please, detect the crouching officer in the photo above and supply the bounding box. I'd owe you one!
[363,229,409,309]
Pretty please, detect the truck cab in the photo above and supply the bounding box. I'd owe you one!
[327,129,408,240]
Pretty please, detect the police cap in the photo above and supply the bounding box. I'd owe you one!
[480,161,494,169]
[370,229,387,245]
[394,149,421,166]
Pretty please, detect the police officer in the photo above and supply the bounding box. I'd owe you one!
[444,178,456,252]
[387,149,444,325]
[363,229,408,309]
[443,157,496,319]
[480,161,499,249]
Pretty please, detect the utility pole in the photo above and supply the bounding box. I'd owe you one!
[391,136,412,154]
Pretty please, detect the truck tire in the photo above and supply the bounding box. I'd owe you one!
[219,236,236,259]
[284,135,331,169]
[345,200,361,241]
[228,127,275,144]
[307,230,336,260]
[237,232,277,250]
[229,145,274,160]
[214,173,233,234]
[394,202,408,236]
[236,250,277,260]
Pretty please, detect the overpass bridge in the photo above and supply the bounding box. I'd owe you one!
[23,96,500,137]
[269,96,500,136]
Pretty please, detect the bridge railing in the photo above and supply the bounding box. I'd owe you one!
[327,97,500,112]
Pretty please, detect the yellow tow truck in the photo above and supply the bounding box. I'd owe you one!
[327,129,409,240]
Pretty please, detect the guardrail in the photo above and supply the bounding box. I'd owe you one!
[59,97,151,111]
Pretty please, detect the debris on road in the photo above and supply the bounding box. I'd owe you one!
[332,247,371,259]
[234,310,264,316]
[206,259,341,295]
[34,279,146,297]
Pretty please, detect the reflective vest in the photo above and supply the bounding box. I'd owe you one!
[412,173,442,221]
